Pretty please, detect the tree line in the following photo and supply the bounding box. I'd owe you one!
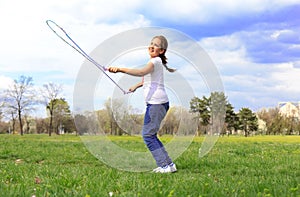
[0,76,299,136]
[0,76,74,136]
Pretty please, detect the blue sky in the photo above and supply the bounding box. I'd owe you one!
[1,0,300,117]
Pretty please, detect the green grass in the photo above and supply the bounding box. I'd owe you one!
[0,134,299,197]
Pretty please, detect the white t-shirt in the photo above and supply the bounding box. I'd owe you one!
[143,57,169,104]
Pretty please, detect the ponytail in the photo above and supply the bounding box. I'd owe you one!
[160,54,176,72]
[163,64,176,73]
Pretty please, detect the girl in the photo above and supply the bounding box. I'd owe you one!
[108,35,177,173]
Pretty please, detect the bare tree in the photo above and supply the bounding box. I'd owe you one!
[41,82,62,136]
[4,76,35,135]
[161,107,180,135]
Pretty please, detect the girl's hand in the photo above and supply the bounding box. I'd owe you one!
[129,86,137,92]
[129,81,143,92]
[108,67,119,73]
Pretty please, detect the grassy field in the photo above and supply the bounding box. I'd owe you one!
[0,134,299,197]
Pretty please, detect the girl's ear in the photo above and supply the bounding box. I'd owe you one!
[159,48,165,54]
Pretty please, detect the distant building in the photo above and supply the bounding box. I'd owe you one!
[278,102,300,118]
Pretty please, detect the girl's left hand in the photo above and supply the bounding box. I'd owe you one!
[129,86,137,92]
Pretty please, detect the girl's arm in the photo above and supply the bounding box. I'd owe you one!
[108,61,154,77]
[129,80,143,92]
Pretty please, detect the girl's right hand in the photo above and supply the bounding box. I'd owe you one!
[108,67,119,73]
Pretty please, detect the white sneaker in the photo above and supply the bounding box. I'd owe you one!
[154,165,172,173]
[152,167,161,173]
[169,163,177,173]
[153,163,177,173]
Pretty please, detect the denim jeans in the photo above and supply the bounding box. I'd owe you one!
[142,102,173,167]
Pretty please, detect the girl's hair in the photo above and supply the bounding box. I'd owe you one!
[153,35,176,73]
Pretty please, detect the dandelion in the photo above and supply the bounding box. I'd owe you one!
[31,188,37,197]
[15,159,23,164]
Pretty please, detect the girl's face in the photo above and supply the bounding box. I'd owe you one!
[148,38,165,58]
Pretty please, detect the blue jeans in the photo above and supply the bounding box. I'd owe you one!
[142,102,173,167]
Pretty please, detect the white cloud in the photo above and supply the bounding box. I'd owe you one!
[0,76,14,91]
[198,34,252,75]
[198,31,300,110]
[271,63,300,94]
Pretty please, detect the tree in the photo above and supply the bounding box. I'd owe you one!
[104,98,129,135]
[35,118,48,134]
[160,106,180,135]
[258,107,300,135]
[210,92,226,135]
[4,76,35,135]
[23,113,32,134]
[74,114,89,135]
[190,92,227,135]
[96,109,111,134]
[238,108,258,137]
[190,96,210,135]
[0,100,9,133]
[225,103,239,135]
[258,108,280,135]
[41,82,63,136]
[48,98,72,135]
